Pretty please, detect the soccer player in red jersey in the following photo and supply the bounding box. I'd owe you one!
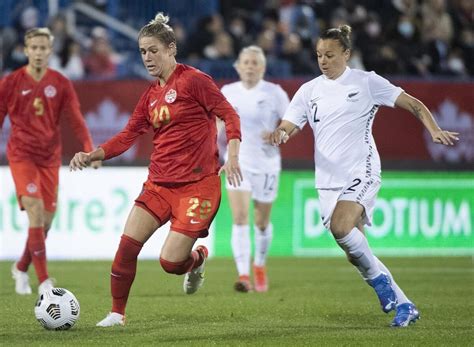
[69,12,242,327]
[0,28,98,295]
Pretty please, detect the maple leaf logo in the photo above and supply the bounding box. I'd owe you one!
[85,99,137,162]
[424,99,473,163]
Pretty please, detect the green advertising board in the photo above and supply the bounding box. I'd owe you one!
[214,171,474,257]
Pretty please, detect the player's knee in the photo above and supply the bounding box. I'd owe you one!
[330,216,353,239]
[159,258,187,275]
[233,213,249,225]
[44,222,52,233]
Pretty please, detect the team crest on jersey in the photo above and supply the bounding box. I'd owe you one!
[346,90,360,102]
[26,183,38,193]
[44,85,57,98]
[165,89,177,103]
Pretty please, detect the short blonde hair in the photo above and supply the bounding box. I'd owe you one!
[24,27,54,45]
[235,45,266,67]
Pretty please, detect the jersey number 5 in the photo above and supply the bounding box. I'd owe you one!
[33,97,44,116]
[152,105,171,128]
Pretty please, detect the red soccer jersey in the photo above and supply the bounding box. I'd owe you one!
[100,64,241,183]
[0,67,93,166]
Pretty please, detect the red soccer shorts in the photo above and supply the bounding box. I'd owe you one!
[134,175,221,238]
[9,161,59,212]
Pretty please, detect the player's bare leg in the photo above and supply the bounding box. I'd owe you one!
[158,231,207,294]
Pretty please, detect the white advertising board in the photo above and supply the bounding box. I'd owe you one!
[0,167,213,260]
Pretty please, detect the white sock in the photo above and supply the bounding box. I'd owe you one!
[254,223,273,267]
[336,228,381,280]
[231,224,251,276]
[375,256,411,305]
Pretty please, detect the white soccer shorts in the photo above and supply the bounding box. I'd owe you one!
[226,169,280,203]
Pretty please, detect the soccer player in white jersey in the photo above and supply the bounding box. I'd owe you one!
[270,25,459,326]
[221,46,290,292]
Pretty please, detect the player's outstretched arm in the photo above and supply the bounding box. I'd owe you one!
[218,138,242,187]
[70,148,105,171]
[269,120,300,146]
[395,92,460,146]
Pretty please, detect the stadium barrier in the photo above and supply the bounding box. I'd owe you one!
[1,167,472,259]
[0,79,472,167]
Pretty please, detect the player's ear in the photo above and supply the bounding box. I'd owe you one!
[344,49,350,61]
[168,42,177,56]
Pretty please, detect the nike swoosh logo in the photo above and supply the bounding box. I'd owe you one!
[33,250,45,256]
[190,219,201,224]
[150,100,157,107]
[110,272,122,278]
[22,90,32,96]
[348,92,359,98]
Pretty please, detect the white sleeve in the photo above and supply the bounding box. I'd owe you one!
[221,84,230,97]
[283,85,309,129]
[275,85,290,119]
[367,71,403,107]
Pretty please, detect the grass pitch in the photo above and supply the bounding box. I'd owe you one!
[0,257,472,346]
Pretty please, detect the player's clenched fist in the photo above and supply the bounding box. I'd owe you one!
[69,152,91,171]
[270,128,289,146]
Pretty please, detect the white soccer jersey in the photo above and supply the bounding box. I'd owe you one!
[222,80,290,173]
[284,67,403,188]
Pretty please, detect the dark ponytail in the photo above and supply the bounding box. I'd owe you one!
[320,24,352,51]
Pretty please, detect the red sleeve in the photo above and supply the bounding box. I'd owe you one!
[190,72,241,142]
[0,75,10,129]
[100,91,151,160]
[62,79,94,152]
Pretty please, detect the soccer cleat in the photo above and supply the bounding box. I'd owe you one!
[183,245,208,295]
[96,312,126,327]
[253,265,268,292]
[391,303,420,327]
[234,275,252,293]
[368,272,397,313]
[11,263,32,295]
[38,278,56,295]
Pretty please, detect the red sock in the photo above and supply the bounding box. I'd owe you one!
[160,248,206,275]
[111,234,143,315]
[17,243,32,272]
[28,227,48,283]
[17,230,47,272]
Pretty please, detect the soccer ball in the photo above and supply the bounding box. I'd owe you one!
[34,288,80,330]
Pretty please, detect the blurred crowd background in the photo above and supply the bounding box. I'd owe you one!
[1,0,472,80]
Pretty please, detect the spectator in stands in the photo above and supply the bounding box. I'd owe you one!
[227,15,253,55]
[49,38,85,80]
[280,33,318,76]
[204,31,235,60]
[3,43,28,73]
[83,26,118,79]
[48,14,69,56]
[188,14,225,59]
[421,0,454,74]
[392,15,430,76]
